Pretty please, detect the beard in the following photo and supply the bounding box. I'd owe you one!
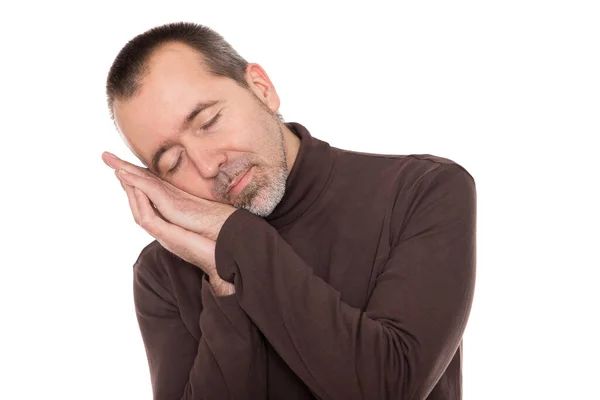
[212,117,288,217]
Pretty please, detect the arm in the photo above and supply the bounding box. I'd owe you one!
[103,152,268,398]
[214,164,476,400]
[133,250,267,400]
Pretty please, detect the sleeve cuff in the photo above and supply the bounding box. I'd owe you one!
[214,208,257,282]
[200,274,252,335]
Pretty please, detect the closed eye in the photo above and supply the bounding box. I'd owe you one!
[202,112,221,131]
[167,112,221,175]
[167,151,184,175]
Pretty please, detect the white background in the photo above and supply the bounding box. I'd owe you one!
[1,1,598,398]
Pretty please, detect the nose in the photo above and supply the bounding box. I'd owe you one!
[187,146,227,179]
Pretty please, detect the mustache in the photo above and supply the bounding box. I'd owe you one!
[213,159,255,197]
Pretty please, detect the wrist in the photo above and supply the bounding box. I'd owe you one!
[203,207,236,241]
[208,272,236,297]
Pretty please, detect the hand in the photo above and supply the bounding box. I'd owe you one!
[101,152,236,241]
[103,152,235,296]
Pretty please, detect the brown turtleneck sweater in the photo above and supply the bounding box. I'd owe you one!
[133,122,477,400]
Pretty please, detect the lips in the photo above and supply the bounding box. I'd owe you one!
[227,167,251,194]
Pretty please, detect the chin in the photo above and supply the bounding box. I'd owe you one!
[242,183,286,217]
[230,163,287,217]
[240,195,278,217]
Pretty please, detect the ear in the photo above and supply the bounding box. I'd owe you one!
[245,63,281,114]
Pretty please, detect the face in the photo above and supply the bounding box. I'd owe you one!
[113,42,290,217]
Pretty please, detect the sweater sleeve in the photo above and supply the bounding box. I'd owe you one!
[214,164,476,400]
[133,254,267,400]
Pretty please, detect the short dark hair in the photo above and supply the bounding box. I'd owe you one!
[106,22,250,119]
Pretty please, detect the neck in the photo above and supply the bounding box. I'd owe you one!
[281,123,301,175]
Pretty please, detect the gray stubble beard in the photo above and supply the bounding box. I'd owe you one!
[226,122,288,217]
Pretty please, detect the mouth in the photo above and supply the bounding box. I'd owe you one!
[226,167,252,195]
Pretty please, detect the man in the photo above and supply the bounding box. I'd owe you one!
[102,22,476,400]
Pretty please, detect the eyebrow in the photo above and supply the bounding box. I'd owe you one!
[151,100,219,174]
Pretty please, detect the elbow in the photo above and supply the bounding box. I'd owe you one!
[363,323,458,400]
[355,323,417,399]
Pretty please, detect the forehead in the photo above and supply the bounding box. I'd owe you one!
[142,41,216,97]
[113,42,233,165]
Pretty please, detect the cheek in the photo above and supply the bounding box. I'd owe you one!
[171,170,215,200]
[230,100,273,144]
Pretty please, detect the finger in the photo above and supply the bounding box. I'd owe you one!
[133,188,216,271]
[123,183,141,225]
[120,168,232,241]
[103,152,150,177]
[118,169,167,208]
[121,169,201,233]
[134,186,163,222]
[115,170,126,191]
[133,187,167,238]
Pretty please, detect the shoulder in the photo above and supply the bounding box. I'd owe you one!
[333,149,476,243]
[132,241,206,325]
[398,154,475,196]
[333,147,475,189]
[133,238,205,289]
[404,157,476,215]
[132,240,190,297]
[387,156,477,246]
[134,240,173,278]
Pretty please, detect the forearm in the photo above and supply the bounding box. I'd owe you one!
[216,222,402,399]
[214,166,476,399]
[134,261,267,400]
[181,276,266,400]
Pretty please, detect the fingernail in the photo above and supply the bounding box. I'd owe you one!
[102,152,116,167]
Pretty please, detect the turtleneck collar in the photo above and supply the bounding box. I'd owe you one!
[265,122,335,229]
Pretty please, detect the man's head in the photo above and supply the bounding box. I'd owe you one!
[106,22,298,217]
